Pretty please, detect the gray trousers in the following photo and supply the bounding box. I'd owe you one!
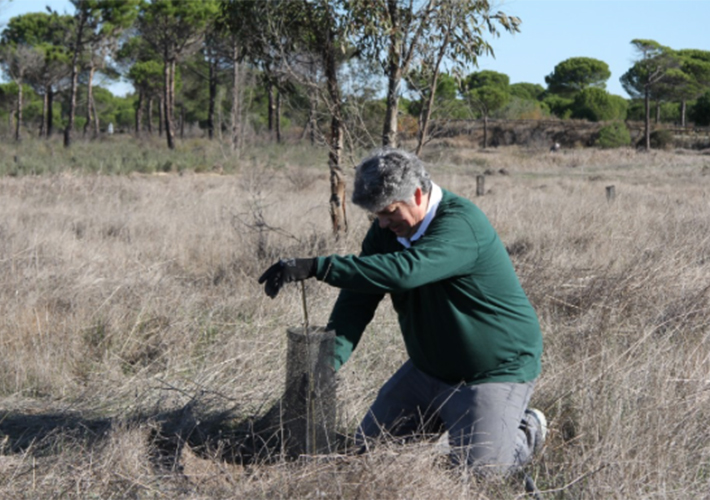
[356,360,540,476]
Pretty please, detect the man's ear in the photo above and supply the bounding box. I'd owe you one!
[414,187,423,206]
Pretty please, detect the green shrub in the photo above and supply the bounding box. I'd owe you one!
[596,122,631,148]
[635,129,675,150]
[649,129,675,150]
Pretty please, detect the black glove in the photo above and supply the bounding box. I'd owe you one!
[258,258,317,298]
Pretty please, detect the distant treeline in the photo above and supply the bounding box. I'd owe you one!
[1,2,709,154]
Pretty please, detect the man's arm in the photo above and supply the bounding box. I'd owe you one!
[314,213,480,294]
[327,288,384,371]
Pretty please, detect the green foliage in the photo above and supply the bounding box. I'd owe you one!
[509,82,545,101]
[406,71,461,117]
[545,57,611,96]
[465,86,510,118]
[461,70,511,121]
[462,70,510,92]
[570,87,627,122]
[626,99,680,123]
[689,91,710,126]
[596,121,631,148]
[543,94,574,119]
[90,86,136,131]
[127,59,163,95]
[620,39,679,100]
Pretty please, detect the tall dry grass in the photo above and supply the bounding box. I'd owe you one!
[1,139,709,499]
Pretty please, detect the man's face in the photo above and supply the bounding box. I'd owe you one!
[374,188,427,239]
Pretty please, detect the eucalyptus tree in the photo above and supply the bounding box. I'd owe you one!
[406,69,465,149]
[138,0,219,149]
[223,0,354,234]
[545,57,611,97]
[349,0,519,149]
[620,39,678,151]
[292,0,354,234]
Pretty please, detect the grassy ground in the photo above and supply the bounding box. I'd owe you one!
[1,136,709,498]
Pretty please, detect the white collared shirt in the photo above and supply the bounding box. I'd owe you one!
[397,183,443,249]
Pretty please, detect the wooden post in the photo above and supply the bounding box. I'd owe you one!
[606,185,616,202]
[476,175,485,196]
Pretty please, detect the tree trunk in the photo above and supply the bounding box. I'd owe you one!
[84,64,95,137]
[681,99,687,128]
[217,86,224,141]
[483,113,489,149]
[309,90,317,145]
[267,80,274,138]
[415,28,449,156]
[40,90,48,139]
[158,96,164,136]
[207,56,217,140]
[382,0,402,148]
[163,56,175,149]
[307,59,318,146]
[276,89,282,143]
[64,11,86,148]
[644,85,651,151]
[92,93,100,137]
[382,56,401,148]
[324,26,347,235]
[179,103,185,139]
[14,79,22,142]
[64,57,80,147]
[230,38,241,152]
[147,97,154,134]
[135,90,143,138]
[47,88,54,137]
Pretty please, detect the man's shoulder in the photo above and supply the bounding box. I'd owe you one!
[439,189,480,216]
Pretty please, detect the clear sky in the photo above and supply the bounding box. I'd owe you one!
[2,0,709,98]
[477,0,710,97]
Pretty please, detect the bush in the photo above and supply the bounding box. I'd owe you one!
[542,94,573,119]
[596,121,631,148]
[636,129,675,150]
[649,129,675,149]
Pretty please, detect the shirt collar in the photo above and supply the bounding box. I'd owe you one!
[397,183,443,249]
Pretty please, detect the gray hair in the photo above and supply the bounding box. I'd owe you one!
[351,148,432,213]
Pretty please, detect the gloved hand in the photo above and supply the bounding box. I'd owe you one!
[258,258,317,298]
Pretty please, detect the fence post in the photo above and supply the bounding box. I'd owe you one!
[606,185,616,202]
[476,175,485,196]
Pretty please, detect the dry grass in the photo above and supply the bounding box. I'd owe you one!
[1,139,710,498]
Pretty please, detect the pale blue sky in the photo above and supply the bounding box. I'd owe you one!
[478,0,710,97]
[2,0,709,98]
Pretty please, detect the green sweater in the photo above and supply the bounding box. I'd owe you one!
[315,189,542,385]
